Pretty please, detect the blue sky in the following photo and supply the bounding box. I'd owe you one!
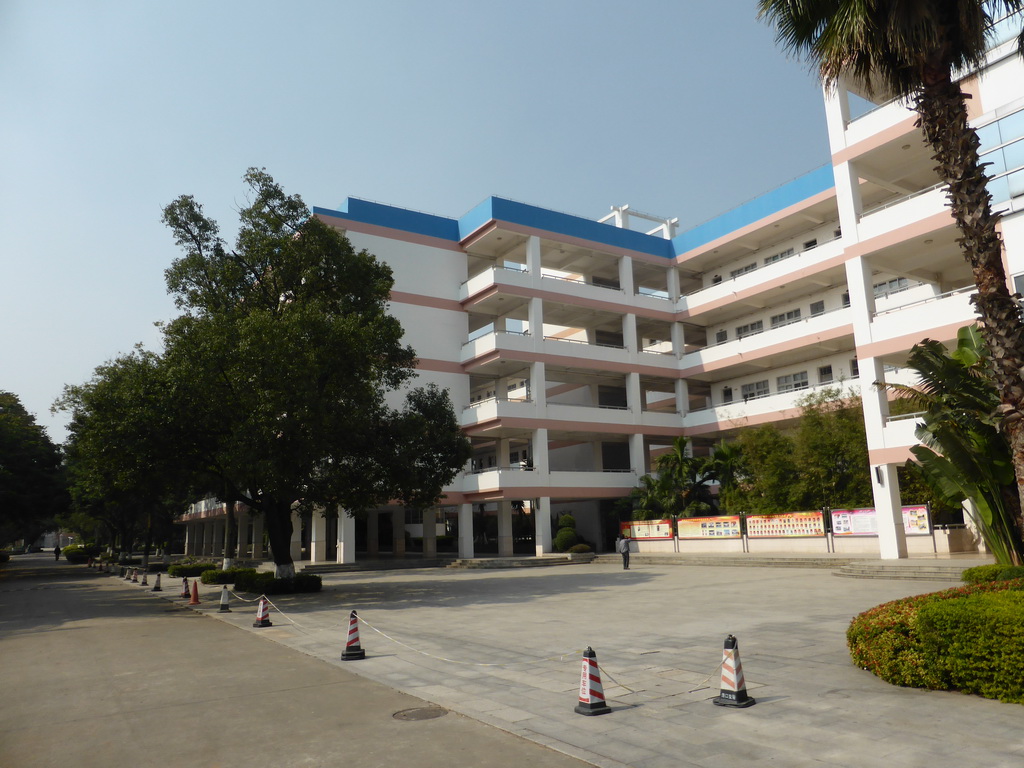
[0,1,829,443]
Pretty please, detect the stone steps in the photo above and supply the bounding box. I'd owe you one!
[302,558,455,574]
[447,554,595,569]
[832,563,970,581]
[591,554,851,569]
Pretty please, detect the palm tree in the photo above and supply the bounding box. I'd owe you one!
[655,436,719,517]
[758,0,1024,541]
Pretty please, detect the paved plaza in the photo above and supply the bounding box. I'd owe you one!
[4,554,1024,767]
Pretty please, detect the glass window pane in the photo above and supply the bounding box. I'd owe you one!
[998,109,1024,146]
[1002,138,1024,172]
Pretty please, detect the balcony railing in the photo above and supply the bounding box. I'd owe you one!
[860,181,945,218]
[873,284,976,317]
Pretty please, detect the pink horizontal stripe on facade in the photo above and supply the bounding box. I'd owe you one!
[830,115,918,165]
[463,348,681,378]
[683,406,805,436]
[390,290,464,313]
[869,447,915,465]
[678,324,854,378]
[675,187,837,263]
[856,320,969,360]
[462,281,676,323]
[415,357,465,374]
[315,213,464,253]
[843,211,955,258]
[464,416,682,437]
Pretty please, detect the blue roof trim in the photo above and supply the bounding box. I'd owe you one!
[313,199,461,242]
[672,165,836,254]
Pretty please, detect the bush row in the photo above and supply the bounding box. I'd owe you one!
[961,564,1024,584]
[234,570,322,595]
[168,562,220,577]
[847,578,1024,703]
[200,567,257,585]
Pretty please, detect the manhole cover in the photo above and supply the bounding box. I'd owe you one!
[392,707,448,721]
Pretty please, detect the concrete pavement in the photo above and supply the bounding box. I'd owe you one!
[5,553,1024,767]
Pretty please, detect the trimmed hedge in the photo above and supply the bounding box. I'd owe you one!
[234,570,322,595]
[847,579,1024,702]
[168,562,219,578]
[553,528,578,552]
[962,564,1007,584]
[61,545,90,564]
[567,543,592,554]
[200,567,257,585]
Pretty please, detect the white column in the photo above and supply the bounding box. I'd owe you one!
[202,522,214,556]
[392,508,406,556]
[532,428,549,473]
[310,511,328,563]
[535,497,553,555]
[289,509,302,562]
[666,266,680,302]
[526,235,542,279]
[530,361,546,407]
[823,80,852,152]
[528,297,544,347]
[873,463,908,559]
[622,313,638,352]
[671,321,685,358]
[618,255,634,296]
[629,433,646,476]
[497,437,511,470]
[497,500,513,557]
[675,378,688,416]
[184,523,195,556]
[422,508,437,557]
[626,372,641,413]
[834,160,863,237]
[458,503,475,559]
[336,508,356,564]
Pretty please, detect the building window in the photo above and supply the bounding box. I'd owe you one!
[842,292,851,308]
[736,320,764,339]
[802,239,818,251]
[873,277,911,297]
[763,248,794,266]
[715,329,728,344]
[818,365,833,384]
[834,227,842,239]
[777,371,809,393]
[770,308,801,328]
[722,386,733,404]
[1014,273,1024,297]
[741,380,770,401]
[810,300,825,316]
[850,358,860,378]
[729,262,758,279]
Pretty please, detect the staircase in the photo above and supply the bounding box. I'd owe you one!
[447,554,595,569]
[832,561,972,581]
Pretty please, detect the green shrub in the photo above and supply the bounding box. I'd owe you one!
[200,567,257,585]
[848,579,1024,700]
[553,528,578,552]
[168,562,219,578]
[61,545,90,564]
[996,565,1024,581]
[962,564,1006,584]
[567,543,592,554]
[556,514,576,530]
[234,570,322,595]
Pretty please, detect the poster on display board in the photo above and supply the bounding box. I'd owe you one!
[677,516,742,539]
[745,511,826,538]
[831,506,931,536]
[621,519,674,540]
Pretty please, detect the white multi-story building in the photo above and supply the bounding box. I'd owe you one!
[180,21,1024,564]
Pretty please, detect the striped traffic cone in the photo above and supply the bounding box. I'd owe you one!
[189,580,201,606]
[140,570,148,586]
[218,585,231,613]
[713,635,756,708]
[152,573,162,592]
[574,647,611,716]
[180,578,190,598]
[341,610,365,660]
[253,598,273,628]
[131,568,138,583]
[123,567,132,581]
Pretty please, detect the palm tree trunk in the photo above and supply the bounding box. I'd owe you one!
[915,77,1024,554]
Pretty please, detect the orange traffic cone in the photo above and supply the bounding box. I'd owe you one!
[713,635,756,708]
[341,610,365,660]
[253,598,273,628]
[188,580,201,606]
[574,647,611,716]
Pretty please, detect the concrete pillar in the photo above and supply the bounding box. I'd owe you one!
[526,235,542,279]
[458,503,475,559]
[251,515,264,559]
[336,509,356,564]
[392,508,406,556]
[532,428,549,473]
[671,321,685,358]
[675,378,688,416]
[235,507,250,559]
[823,80,852,152]
[618,255,634,296]
[667,266,680,302]
[629,433,646,476]
[531,361,546,407]
[497,437,511,470]
[626,371,641,413]
[422,508,437,557]
[202,521,214,556]
[497,500,514,557]
[289,509,302,562]
[367,512,379,557]
[310,511,328,563]
[528,297,544,347]
[535,497,553,555]
[623,313,638,352]
[874,463,908,559]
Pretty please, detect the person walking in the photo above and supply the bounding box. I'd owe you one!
[54,546,61,561]
[615,533,630,570]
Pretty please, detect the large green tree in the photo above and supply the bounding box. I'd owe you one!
[758,0,1024,556]
[0,392,67,546]
[794,387,872,510]
[161,168,468,576]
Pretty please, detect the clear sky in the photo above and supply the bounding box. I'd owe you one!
[0,1,829,444]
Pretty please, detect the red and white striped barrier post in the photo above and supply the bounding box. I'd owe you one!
[574,647,611,716]
[180,577,190,598]
[253,598,273,628]
[188,580,201,606]
[152,572,162,592]
[713,634,756,708]
[341,610,365,660]
[218,585,231,613]
[140,570,148,586]
[131,568,139,583]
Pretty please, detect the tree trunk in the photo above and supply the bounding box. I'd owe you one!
[262,499,296,578]
[141,511,152,571]
[916,79,1024,560]
[222,499,237,570]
